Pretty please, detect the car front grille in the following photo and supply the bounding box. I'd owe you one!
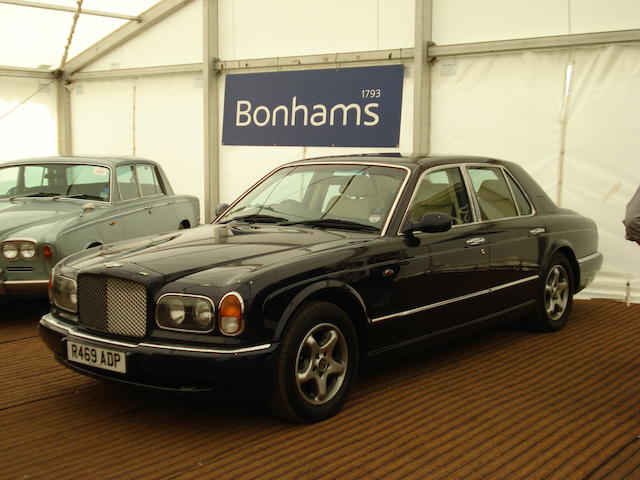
[77,275,148,338]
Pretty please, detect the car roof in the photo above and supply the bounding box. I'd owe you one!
[0,156,160,169]
[283,153,507,170]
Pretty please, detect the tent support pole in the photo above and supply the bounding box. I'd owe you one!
[412,0,433,158]
[203,0,219,223]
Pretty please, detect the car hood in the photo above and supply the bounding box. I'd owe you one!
[0,199,85,239]
[68,224,374,282]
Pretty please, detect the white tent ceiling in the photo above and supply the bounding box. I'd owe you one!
[0,1,160,69]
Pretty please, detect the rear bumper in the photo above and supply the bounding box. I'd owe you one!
[39,313,278,396]
[577,251,603,291]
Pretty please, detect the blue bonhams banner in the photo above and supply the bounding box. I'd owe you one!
[222,65,404,147]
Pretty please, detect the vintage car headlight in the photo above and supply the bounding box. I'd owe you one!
[19,241,37,260]
[219,292,244,336]
[156,294,215,333]
[2,242,19,260]
[52,275,78,313]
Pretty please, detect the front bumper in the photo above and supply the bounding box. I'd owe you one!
[0,279,49,298]
[39,313,278,396]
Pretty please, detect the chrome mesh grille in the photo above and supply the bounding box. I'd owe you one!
[78,275,148,338]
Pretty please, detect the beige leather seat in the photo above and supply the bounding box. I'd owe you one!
[325,175,379,220]
[476,179,517,220]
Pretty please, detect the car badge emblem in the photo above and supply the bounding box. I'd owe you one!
[104,262,122,268]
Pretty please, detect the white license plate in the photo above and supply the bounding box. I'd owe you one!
[67,340,126,374]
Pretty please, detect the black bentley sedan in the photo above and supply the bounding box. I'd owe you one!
[39,155,602,422]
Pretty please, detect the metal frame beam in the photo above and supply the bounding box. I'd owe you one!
[203,0,219,222]
[215,48,414,73]
[0,0,141,21]
[429,28,640,59]
[413,0,433,157]
[63,0,194,76]
[0,65,53,79]
[71,63,201,81]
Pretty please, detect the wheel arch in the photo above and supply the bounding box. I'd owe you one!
[271,280,369,353]
[546,241,580,294]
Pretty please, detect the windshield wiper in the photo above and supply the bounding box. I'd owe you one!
[9,192,61,201]
[220,214,289,224]
[53,194,104,201]
[280,219,380,232]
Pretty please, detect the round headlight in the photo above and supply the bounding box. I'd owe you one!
[193,300,214,329]
[19,242,36,260]
[2,242,18,260]
[166,298,186,326]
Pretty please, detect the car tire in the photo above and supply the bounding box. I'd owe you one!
[268,301,359,423]
[527,253,574,332]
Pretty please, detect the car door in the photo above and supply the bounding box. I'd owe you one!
[134,164,179,232]
[465,165,543,312]
[115,164,172,239]
[368,166,491,351]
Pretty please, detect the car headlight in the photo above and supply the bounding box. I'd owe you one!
[52,275,78,313]
[1,240,38,260]
[2,242,18,260]
[156,294,215,333]
[19,242,37,260]
[219,292,244,336]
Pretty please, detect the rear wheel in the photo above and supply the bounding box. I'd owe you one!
[268,301,359,423]
[527,253,574,332]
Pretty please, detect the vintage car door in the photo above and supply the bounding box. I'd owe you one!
[134,164,180,230]
[115,164,176,238]
[465,165,543,313]
[368,166,492,352]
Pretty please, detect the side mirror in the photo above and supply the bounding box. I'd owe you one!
[403,212,453,235]
[215,203,230,218]
[80,202,96,217]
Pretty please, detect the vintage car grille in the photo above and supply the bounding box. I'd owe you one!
[7,266,34,272]
[77,275,148,338]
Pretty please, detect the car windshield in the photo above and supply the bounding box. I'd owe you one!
[0,164,111,201]
[217,164,408,232]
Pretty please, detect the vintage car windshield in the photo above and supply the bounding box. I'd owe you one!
[218,164,407,232]
[0,164,111,201]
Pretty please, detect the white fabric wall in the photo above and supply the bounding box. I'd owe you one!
[431,45,640,301]
[71,74,204,220]
[218,0,414,60]
[83,1,202,71]
[0,77,57,163]
[433,0,640,45]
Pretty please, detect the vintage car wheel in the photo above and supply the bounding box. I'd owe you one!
[269,301,359,423]
[528,253,574,332]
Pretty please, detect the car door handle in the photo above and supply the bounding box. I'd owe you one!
[529,227,546,236]
[466,237,486,246]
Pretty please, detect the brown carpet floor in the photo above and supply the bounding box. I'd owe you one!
[0,299,638,479]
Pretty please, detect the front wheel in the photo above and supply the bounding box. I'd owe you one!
[268,301,359,423]
[527,253,574,332]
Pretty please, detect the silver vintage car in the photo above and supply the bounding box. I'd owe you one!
[0,156,199,298]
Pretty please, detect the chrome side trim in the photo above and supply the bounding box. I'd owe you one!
[40,314,272,354]
[371,275,540,323]
[578,252,602,264]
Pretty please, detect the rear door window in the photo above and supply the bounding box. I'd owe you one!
[467,167,518,221]
[116,165,140,201]
[135,164,164,197]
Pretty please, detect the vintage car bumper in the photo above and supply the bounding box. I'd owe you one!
[0,278,49,298]
[577,251,603,291]
[39,313,278,396]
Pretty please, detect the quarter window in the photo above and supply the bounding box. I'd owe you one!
[505,173,532,216]
[408,167,472,225]
[116,165,140,201]
[467,167,518,221]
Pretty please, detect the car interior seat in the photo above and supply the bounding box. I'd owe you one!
[476,179,517,220]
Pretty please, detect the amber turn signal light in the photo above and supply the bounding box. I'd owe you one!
[219,293,244,336]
